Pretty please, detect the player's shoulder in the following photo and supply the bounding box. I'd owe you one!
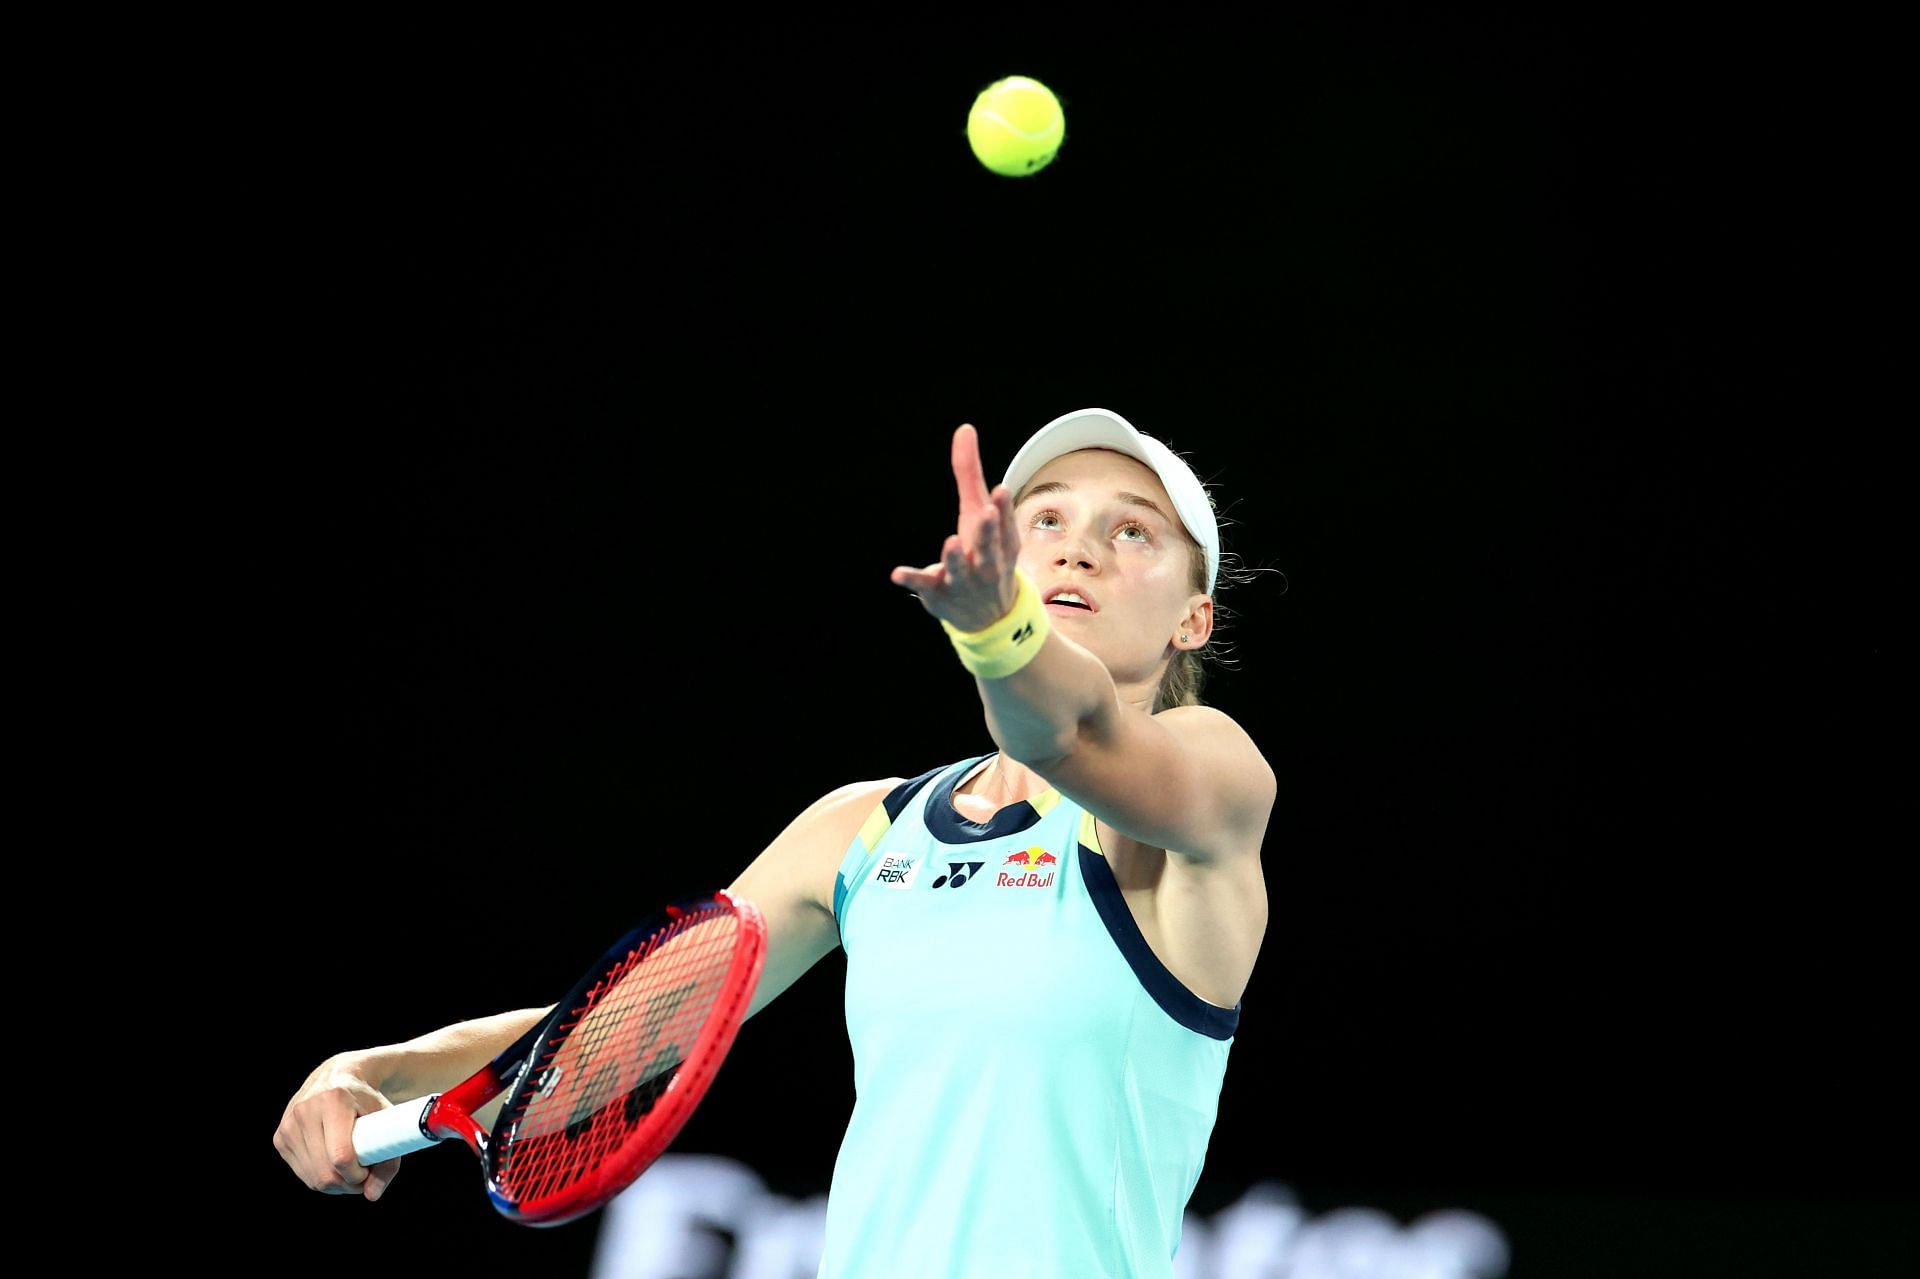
[812,777,909,814]
[743,779,911,919]
[1155,703,1242,729]
[787,777,909,843]
[810,754,972,815]
[799,758,974,847]
[1156,704,1276,809]
[1156,704,1268,757]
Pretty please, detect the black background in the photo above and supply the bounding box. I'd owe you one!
[222,13,1908,1277]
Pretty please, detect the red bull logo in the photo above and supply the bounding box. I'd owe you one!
[997,846,1057,889]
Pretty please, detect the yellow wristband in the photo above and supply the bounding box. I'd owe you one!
[940,569,1052,679]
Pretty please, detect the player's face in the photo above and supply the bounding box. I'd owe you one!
[1013,448,1207,681]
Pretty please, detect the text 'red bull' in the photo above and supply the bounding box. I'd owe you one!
[998,847,1056,888]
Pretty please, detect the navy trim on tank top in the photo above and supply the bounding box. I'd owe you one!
[834,762,956,938]
[841,752,1239,1037]
[882,761,951,824]
[921,754,1050,844]
[1078,845,1241,1040]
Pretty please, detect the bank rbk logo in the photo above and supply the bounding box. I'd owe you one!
[872,854,918,889]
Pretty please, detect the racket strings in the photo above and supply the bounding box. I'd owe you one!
[491,906,743,1206]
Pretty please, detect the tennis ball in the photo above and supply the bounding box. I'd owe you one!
[966,75,1064,177]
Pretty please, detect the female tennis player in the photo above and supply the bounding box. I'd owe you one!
[275,407,1276,1277]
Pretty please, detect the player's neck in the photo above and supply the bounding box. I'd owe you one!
[961,754,1053,809]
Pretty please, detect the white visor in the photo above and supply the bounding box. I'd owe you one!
[1001,407,1219,594]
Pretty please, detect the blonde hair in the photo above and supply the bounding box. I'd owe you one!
[1154,540,1212,712]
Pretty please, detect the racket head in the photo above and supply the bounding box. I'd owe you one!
[480,889,767,1226]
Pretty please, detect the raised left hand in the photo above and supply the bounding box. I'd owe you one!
[890,423,1023,632]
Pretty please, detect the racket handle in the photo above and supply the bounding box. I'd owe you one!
[352,1095,441,1164]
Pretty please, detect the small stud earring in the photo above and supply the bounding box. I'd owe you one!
[1180,633,1190,643]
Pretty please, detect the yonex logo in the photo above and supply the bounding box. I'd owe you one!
[1011,621,1035,645]
[930,861,985,889]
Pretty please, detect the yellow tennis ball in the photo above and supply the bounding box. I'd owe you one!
[966,75,1065,177]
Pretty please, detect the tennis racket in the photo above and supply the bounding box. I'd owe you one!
[350,890,766,1227]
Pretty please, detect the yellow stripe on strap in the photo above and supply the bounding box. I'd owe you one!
[1078,809,1103,855]
[857,801,893,853]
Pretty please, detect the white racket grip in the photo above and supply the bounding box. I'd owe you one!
[352,1095,441,1164]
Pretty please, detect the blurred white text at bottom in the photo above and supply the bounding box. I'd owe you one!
[590,1153,1510,1279]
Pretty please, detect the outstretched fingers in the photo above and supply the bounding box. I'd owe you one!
[892,535,961,596]
[892,425,1024,621]
[951,423,992,520]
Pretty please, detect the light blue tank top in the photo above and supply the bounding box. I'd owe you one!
[820,754,1239,1279]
